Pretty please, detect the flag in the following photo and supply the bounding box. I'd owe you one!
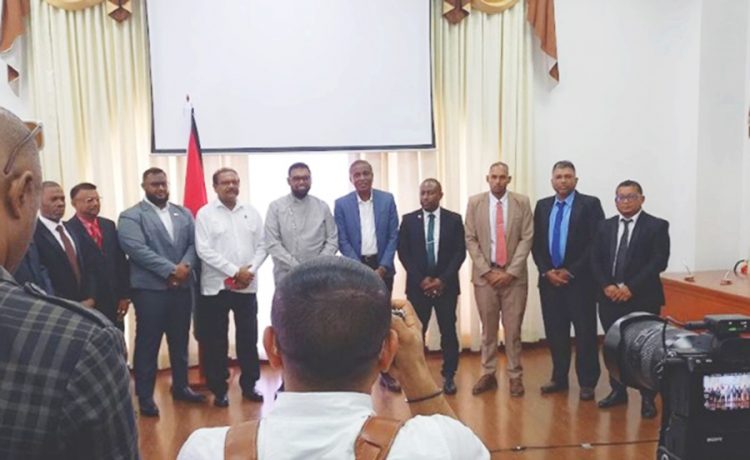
[183,107,207,216]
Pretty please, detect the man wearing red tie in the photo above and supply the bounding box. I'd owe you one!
[465,162,533,397]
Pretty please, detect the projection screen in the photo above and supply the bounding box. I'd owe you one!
[146,1,434,153]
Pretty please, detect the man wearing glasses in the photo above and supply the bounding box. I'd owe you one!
[0,108,138,459]
[591,179,670,418]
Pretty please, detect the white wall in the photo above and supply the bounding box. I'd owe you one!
[534,0,750,273]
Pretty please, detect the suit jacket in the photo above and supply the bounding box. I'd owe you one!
[117,201,198,291]
[67,216,130,323]
[464,191,534,285]
[591,211,670,311]
[531,191,604,286]
[398,207,466,297]
[334,189,399,274]
[33,219,96,302]
[13,241,54,295]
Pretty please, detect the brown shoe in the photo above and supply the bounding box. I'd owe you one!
[471,374,498,395]
[509,377,525,397]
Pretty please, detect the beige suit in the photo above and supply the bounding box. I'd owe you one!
[465,191,533,378]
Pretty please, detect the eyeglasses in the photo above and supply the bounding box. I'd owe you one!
[3,121,44,175]
[615,193,641,203]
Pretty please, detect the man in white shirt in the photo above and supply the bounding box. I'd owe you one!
[178,256,489,460]
[195,167,268,406]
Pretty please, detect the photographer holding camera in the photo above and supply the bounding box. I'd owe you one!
[178,255,489,459]
[591,179,670,418]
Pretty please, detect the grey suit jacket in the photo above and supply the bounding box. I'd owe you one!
[117,200,198,291]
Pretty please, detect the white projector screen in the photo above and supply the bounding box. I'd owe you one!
[147,1,434,153]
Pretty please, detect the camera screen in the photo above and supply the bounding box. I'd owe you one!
[703,372,750,411]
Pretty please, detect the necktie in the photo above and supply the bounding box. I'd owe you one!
[613,219,632,283]
[495,201,507,267]
[56,225,81,286]
[85,219,103,250]
[426,213,436,270]
[550,201,565,268]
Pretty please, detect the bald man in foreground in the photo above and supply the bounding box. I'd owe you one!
[0,107,138,459]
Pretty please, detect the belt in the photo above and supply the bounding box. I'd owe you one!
[361,254,378,263]
[490,263,506,269]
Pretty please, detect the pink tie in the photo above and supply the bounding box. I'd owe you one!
[495,201,507,267]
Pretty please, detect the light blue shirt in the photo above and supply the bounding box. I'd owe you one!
[548,191,576,263]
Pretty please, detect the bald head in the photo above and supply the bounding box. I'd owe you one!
[0,107,43,272]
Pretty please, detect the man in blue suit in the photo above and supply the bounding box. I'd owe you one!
[118,167,206,417]
[334,159,400,392]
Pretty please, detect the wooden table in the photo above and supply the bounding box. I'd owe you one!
[661,270,750,322]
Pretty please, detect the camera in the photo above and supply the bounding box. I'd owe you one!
[603,312,750,460]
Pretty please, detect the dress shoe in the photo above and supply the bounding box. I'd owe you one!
[443,377,457,395]
[540,380,568,394]
[379,373,402,393]
[139,399,160,417]
[471,374,498,395]
[172,387,207,403]
[579,387,595,401]
[243,389,264,402]
[213,394,229,408]
[597,389,628,408]
[509,377,525,397]
[641,397,657,418]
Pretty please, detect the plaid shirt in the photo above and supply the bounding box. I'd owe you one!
[0,267,139,459]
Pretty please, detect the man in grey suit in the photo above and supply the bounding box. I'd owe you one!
[118,167,206,417]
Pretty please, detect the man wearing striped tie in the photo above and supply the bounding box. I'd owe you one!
[465,162,533,397]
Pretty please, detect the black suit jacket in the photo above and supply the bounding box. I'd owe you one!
[33,219,96,303]
[13,241,55,295]
[67,216,130,323]
[591,211,670,311]
[532,191,604,285]
[398,207,466,297]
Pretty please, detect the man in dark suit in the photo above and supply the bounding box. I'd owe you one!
[531,161,604,401]
[118,167,206,417]
[67,182,130,330]
[398,179,466,395]
[591,179,670,418]
[334,159,401,392]
[34,181,96,307]
[14,241,54,294]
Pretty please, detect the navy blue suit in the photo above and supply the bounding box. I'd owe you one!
[334,189,399,291]
[13,241,54,295]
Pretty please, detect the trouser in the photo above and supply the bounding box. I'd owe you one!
[539,281,601,388]
[408,292,460,378]
[360,255,393,295]
[132,288,191,400]
[473,279,527,379]
[599,301,659,399]
[198,291,260,396]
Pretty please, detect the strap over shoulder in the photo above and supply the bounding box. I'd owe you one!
[224,419,260,460]
[354,415,405,460]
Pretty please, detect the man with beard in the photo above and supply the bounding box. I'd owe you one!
[33,181,96,307]
[265,162,338,285]
[67,182,130,330]
[118,167,206,417]
[195,168,268,406]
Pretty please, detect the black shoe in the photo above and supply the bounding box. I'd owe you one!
[172,387,207,403]
[139,398,160,417]
[213,394,229,408]
[243,389,264,403]
[598,390,628,408]
[579,387,596,401]
[641,397,657,418]
[443,377,457,395]
[540,381,568,394]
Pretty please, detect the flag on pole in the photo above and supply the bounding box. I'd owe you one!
[183,104,207,216]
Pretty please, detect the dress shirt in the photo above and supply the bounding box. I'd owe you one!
[195,199,267,295]
[143,198,174,241]
[265,194,338,283]
[423,207,441,265]
[547,191,576,262]
[177,391,489,460]
[358,194,378,256]
[38,215,78,254]
[488,191,508,265]
[612,210,642,278]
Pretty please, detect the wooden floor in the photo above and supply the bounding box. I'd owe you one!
[137,347,661,459]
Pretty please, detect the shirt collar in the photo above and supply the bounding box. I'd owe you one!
[214,198,243,212]
[39,214,62,231]
[270,392,373,418]
[423,207,441,219]
[0,265,16,283]
[618,209,642,224]
[357,192,373,205]
[489,191,508,205]
[555,190,576,206]
[143,198,170,212]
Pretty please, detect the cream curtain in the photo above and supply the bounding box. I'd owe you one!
[22,0,543,368]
